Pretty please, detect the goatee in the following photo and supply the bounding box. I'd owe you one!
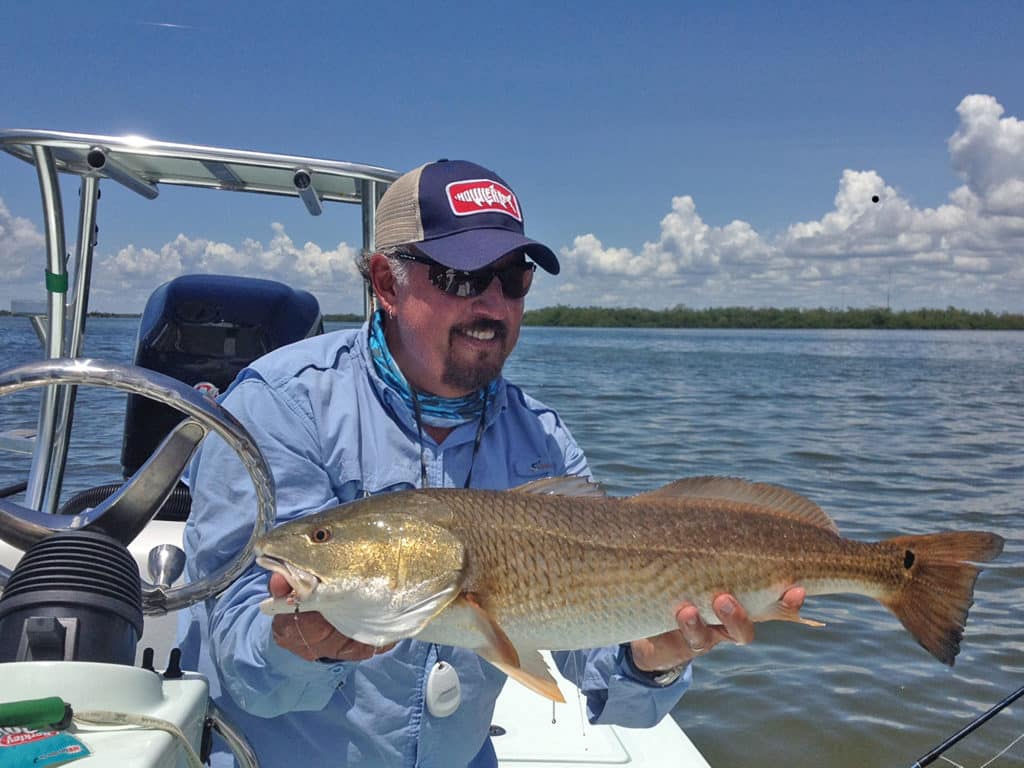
[443,320,509,391]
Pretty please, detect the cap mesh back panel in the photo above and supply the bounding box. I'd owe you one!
[375,164,426,249]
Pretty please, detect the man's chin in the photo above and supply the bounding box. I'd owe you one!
[443,351,506,392]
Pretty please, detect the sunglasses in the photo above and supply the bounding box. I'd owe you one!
[395,251,536,299]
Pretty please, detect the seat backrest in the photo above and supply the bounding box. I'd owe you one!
[120,274,323,477]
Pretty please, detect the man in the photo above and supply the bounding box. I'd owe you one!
[179,159,805,767]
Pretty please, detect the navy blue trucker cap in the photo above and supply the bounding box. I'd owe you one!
[374,159,559,274]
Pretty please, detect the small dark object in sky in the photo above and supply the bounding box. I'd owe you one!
[872,195,880,203]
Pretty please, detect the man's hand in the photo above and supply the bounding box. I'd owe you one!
[268,572,392,662]
[630,587,807,672]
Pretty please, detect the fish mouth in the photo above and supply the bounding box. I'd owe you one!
[256,554,321,603]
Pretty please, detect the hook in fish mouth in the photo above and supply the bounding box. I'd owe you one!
[256,555,320,602]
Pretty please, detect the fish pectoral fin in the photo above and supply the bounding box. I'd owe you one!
[459,594,566,704]
[757,598,826,628]
[459,593,520,668]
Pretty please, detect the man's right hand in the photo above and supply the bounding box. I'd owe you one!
[268,572,391,662]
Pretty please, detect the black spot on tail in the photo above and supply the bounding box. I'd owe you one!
[903,550,916,569]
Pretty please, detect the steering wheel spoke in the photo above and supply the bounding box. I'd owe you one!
[0,495,90,551]
[89,418,206,545]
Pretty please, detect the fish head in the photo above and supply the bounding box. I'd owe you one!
[255,505,467,646]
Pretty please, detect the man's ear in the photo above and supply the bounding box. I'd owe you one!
[369,253,398,314]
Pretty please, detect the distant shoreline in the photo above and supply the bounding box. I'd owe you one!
[2,306,1022,330]
[520,305,1024,330]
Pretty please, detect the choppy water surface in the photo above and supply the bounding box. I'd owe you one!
[1,317,1021,767]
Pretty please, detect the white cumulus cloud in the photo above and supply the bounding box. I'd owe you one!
[948,94,1024,218]
[0,197,46,281]
[565,195,773,281]
[0,214,364,313]
[90,224,363,310]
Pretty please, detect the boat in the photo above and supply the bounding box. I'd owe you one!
[0,129,711,767]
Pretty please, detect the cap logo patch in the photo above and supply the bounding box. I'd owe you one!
[446,179,522,222]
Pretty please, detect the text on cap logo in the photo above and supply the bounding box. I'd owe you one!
[446,179,522,222]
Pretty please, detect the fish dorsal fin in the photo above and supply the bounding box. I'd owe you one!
[627,476,839,534]
[457,594,566,703]
[510,475,606,498]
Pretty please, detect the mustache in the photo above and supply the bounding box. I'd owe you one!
[452,319,508,340]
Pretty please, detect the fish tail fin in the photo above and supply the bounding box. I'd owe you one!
[880,531,1003,666]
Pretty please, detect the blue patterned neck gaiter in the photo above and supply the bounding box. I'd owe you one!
[368,310,497,429]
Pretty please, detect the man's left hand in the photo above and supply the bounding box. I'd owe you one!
[630,587,807,672]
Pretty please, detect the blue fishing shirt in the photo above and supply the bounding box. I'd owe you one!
[177,322,691,768]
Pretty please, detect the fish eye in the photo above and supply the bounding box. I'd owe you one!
[310,527,332,543]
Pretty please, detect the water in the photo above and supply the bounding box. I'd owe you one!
[1,317,1022,767]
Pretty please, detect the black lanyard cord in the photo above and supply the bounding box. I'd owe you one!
[409,388,489,490]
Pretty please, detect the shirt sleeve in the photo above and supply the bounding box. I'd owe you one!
[207,563,354,716]
[543,405,590,480]
[559,426,590,479]
[184,371,354,716]
[551,646,691,727]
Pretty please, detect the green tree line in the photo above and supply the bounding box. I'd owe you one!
[520,305,1024,330]
[4,306,1021,330]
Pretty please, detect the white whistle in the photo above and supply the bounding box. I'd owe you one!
[425,661,461,718]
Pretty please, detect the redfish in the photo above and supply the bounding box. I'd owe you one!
[256,476,1004,702]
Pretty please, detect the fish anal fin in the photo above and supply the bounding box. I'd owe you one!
[459,594,565,703]
[756,598,826,628]
[627,476,839,534]
[510,476,606,498]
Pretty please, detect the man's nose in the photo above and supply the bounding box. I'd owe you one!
[472,274,512,314]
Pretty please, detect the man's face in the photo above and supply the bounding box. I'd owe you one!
[384,251,526,397]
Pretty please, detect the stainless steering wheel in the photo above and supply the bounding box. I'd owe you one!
[0,358,275,614]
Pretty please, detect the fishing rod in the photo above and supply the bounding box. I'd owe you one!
[909,683,1024,767]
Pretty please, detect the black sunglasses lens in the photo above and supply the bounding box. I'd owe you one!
[427,266,487,297]
[428,266,461,295]
[497,263,534,299]
[428,262,534,299]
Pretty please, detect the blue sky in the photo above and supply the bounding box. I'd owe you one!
[1,1,1022,314]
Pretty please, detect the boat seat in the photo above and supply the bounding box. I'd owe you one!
[61,274,322,521]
